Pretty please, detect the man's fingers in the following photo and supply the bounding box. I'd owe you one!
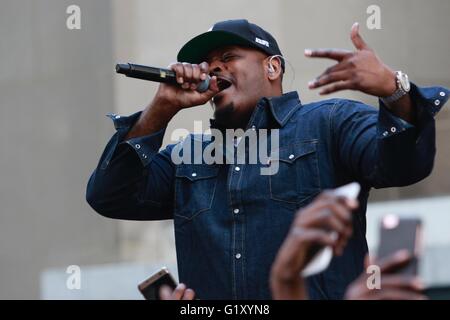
[160,283,195,300]
[324,61,352,75]
[306,206,352,255]
[311,61,353,86]
[314,190,358,210]
[305,48,352,61]
[319,209,347,234]
[350,22,370,51]
[309,70,353,89]
[182,288,196,300]
[342,197,359,210]
[183,76,220,104]
[376,249,412,274]
[271,227,335,279]
[168,62,217,97]
[346,272,427,300]
[330,200,353,226]
[295,192,357,255]
[169,62,185,84]
[298,197,353,231]
[287,227,337,259]
[174,75,219,108]
[171,283,186,300]
[171,62,207,90]
[200,76,219,97]
[192,64,201,80]
[159,285,173,300]
[190,64,201,90]
[380,275,425,292]
[319,80,355,95]
[373,288,427,300]
[182,63,194,83]
[310,201,352,228]
[199,62,209,80]
[294,228,337,247]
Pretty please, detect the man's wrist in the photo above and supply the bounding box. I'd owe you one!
[124,98,176,140]
[381,69,397,98]
[151,94,180,117]
[270,271,307,300]
[380,71,411,108]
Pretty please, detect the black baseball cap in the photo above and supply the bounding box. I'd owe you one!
[177,19,285,72]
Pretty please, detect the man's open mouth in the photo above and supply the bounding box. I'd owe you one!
[216,77,233,91]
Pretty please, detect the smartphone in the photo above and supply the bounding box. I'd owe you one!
[138,267,178,300]
[377,215,422,276]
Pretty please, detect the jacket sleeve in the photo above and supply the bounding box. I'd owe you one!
[332,84,449,188]
[86,111,176,220]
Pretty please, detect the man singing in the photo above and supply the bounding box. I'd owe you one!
[86,19,448,299]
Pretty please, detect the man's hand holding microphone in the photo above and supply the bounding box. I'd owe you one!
[121,62,220,140]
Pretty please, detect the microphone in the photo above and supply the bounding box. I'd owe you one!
[115,63,210,93]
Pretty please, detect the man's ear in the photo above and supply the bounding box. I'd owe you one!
[266,56,283,81]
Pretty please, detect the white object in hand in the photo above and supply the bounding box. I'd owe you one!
[301,182,361,277]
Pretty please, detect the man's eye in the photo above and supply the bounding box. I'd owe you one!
[222,54,236,62]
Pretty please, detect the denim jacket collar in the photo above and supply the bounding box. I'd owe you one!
[209,91,302,130]
[264,91,302,127]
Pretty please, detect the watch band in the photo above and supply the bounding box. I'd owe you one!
[380,71,409,105]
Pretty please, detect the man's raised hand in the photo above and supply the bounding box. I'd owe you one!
[305,22,397,97]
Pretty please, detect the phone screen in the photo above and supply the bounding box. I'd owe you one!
[377,215,422,276]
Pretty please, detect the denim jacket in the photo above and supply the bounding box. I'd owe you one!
[86,83,448,299]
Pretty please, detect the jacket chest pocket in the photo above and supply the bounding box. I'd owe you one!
[269,141,321,204]
[174,164,220,220]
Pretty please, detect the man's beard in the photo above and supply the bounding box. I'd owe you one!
[213,102,236,128]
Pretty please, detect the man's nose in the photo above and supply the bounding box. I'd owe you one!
[208,60,225,75]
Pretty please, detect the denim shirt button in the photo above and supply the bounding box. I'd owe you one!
[440,91,446,97]
[135,144,141,149]
[233,208,240,214]
[235,253,241,259]
[142,154,147,159]
[434,99,441,106]
[288,154,295,160]
[191,172,197,177]
[115,115,121,119]
[390,127,396,133]
[234,166,240,172]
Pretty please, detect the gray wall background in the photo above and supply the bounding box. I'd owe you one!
[0,0,449,299]
[0,0,119,299]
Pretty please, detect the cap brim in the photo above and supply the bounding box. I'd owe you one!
[177,30,259,64]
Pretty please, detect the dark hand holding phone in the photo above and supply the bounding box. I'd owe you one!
[138,267,177,300]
